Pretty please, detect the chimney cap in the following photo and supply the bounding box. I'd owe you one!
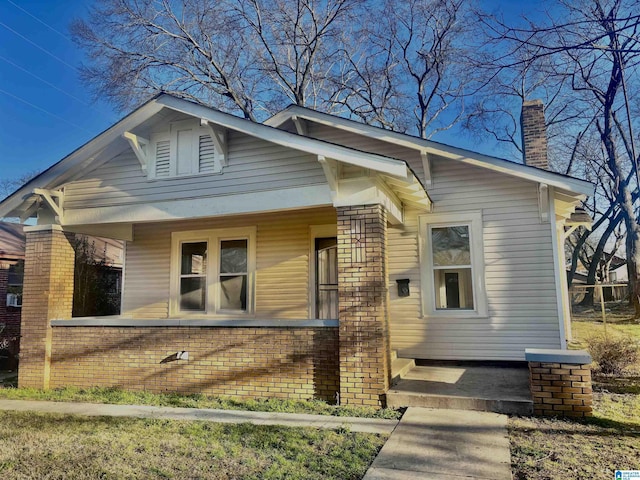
[522,99,544,107]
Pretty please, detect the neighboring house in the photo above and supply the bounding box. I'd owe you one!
[0,222,123,368]
[0,96,594,406]
[0,222,25,369]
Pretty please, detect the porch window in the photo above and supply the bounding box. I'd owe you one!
[419,212,487,317]
[171,228,255,316]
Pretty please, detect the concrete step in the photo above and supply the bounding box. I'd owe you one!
[390,350,398,362]
[390,357,415,385]
[386,390,533,415]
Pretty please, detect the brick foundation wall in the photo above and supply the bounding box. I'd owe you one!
[529,361,593,417]
[337,204,391,407]
[50,326,339,402]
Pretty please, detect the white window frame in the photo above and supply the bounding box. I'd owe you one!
[418,211,487,317]
[170,227,256,317]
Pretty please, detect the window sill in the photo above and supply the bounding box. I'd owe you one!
[51,317,339,328]
[422,311,489,320]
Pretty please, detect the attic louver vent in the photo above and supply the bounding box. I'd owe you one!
[199,135,217,173]
[155,140,171,178]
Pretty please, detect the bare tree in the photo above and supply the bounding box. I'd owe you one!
[476,0,640,314]
[72,0,364,120]
[343,0,477,139]
[73,0,479,139]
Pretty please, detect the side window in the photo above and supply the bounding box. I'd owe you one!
[419,212,486,317]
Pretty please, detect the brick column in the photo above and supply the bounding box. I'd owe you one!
[19,226,75,389]
[525,349,593,417]
[337,204,391,407]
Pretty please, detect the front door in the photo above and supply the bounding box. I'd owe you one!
[315,237,338,319]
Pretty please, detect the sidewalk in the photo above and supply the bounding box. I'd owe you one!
[0,399,397,434]
[363,407,512,480]
[0,400,513,479]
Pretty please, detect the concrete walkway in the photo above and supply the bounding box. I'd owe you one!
[363,407,512,480]
[0,399,397,434]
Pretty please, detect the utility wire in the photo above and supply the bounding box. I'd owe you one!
[0,88,93,134]
[0,54,119,122]
[0,55,87,105]
[4,0,73,43]
[0,21,78,72]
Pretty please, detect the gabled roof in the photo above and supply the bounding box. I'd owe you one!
[0,94,430,219]
[266,104,595,198]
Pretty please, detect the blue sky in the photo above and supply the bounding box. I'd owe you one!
[0,0,539,185]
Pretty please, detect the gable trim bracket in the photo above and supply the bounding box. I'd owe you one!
[291,115,308,136]
[33,188,64,223]
[318,156,338,202]
[123,132,149,173]
[201,119,228,167]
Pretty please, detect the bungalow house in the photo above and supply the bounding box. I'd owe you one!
[0,96,593,407]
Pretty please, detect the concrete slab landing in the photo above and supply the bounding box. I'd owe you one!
[363,407,512,480]
[387,364,532,415]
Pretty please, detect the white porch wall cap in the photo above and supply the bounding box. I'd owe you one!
[51,317,339,328]
[524,348,592,364]
[23,224,64,233]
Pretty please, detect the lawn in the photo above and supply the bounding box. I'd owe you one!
[510,301,640,479]
[0,383,402,420]
[0,410,386,480]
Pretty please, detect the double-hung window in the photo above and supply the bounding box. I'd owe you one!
[419,212,487,316]
[171,227,255,316]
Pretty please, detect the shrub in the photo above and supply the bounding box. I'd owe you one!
[587,335,640,375]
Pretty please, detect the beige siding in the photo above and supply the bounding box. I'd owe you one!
[387,159,560,361]
[123,207,336,319]
[63,131,326,209]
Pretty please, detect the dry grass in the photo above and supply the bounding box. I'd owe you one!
[0,411,386,479]
[0,385,402,420]
[510,301,640,479]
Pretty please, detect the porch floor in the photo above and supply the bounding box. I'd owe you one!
[386,363,533,415]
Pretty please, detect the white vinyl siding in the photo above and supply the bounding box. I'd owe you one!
[387,158,560,361]
[302,123,560,361]
[63,131,326,209]
[122,207,337,319]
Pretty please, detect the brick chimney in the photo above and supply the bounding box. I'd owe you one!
[520,99,548,169]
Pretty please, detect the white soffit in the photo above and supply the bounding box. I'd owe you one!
[266,105,595,198]
[0,95,419,219]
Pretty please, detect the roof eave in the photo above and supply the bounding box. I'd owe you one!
[266,105,595,198]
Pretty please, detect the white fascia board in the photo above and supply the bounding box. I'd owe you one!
[62,185,333,225]
[0,100,166,218]
[266,105,595,197]
[156,95,408,178]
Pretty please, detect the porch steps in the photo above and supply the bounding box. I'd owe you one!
[385,390,533,415]
[390,355,415,386]
[386,362,533,416]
